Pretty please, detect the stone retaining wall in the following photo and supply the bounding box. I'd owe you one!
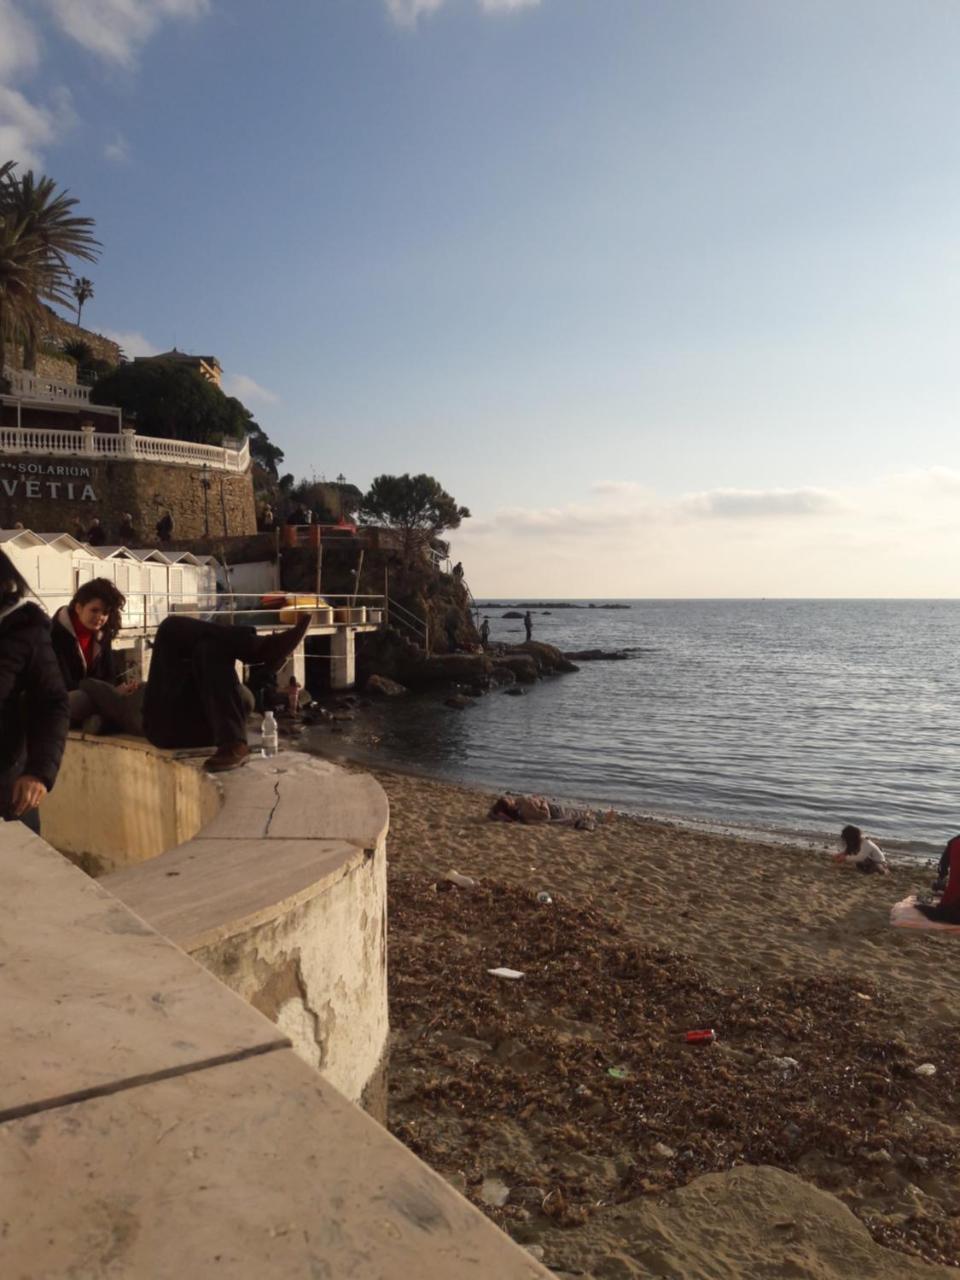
[0,453,256,540]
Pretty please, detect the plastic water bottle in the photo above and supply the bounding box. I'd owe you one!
[262,711,279,758]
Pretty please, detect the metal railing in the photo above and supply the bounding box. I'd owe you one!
[33,590,387,635]
[386,596,430,654]
[0,424,250,473]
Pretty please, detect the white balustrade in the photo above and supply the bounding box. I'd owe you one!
[8,370,91,404]
[0,425,250,473]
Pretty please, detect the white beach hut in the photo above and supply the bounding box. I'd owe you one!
[126,549,174,629]
[1,529,82,616]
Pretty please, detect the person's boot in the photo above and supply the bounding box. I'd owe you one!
[252,613,312,673]
[204,742,251,772]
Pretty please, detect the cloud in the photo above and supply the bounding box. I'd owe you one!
[0,0,209,164]
[0,86,59,169]
[101,328,159,357]
[453,467,960,597]
[386,0,540,24]
[222,372,279,406]
[40,0,210,69]
[681,487,839,519]
[385,0,445,25]
[0,0,41,80]
[478,0,541,10]
[103,131,130,163]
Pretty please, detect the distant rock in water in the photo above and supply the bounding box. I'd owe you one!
[502,610,524,619]
[444,693,476,710]
[365,674,408,697]
[565,649,633,662]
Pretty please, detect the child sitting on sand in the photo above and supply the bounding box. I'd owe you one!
[833,824,889,874]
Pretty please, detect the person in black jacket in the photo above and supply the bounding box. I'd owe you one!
[0,551,69,832]
[51,578,127,724]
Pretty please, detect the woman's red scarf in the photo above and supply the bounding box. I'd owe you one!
[71,609,97,669]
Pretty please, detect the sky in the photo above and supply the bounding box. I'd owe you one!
[3,0,960,596]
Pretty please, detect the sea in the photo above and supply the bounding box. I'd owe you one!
[308,599,960,860]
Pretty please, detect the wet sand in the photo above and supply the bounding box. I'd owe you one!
[373,766,960,1279]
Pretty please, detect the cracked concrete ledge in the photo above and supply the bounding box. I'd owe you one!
[102,752,390,1109]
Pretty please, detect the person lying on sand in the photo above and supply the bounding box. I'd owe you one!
[489,794,613,831]
[917,833,960,924]
[833,824,889,874]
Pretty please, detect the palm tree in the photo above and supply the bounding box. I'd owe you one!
[0,161,99,376]
[72,276,94,326]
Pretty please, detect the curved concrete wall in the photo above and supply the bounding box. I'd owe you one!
[101,753,390,1111]
[43,735,221,876]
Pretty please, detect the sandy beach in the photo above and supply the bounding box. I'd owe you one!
[371,766,960,1279]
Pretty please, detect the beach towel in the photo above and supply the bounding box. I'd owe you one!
[890,894,960,934]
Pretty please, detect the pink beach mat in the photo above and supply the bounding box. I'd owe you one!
[890,894,960,934]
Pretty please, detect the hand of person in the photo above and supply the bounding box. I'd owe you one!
[832,852,846,866]
[11,775,47,816]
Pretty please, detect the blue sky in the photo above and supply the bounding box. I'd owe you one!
[4,0,960,594]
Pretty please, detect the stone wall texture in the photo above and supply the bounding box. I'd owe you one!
[5,313,122,376]
[0,454,256,542]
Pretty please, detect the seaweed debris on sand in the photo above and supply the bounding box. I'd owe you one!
[376,768,960,1280]
[388,875,959,1277]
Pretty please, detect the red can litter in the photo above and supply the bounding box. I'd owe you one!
[684,1029,716,1045]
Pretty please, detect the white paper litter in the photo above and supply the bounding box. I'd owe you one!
[487,967,524,980]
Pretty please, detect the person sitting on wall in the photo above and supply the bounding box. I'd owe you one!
[118,513,137,543]
[0,550,69,833]
[142,612,312,772]
[156,511,174,544]
[51,578,130,729]
[85,517,106,547]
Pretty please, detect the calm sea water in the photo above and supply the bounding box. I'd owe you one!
[311,600,960,857]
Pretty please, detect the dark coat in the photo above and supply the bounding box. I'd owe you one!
[0,601,69,793]
[50,605,116,691]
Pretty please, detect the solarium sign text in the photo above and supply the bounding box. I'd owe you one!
[0,461,98,502]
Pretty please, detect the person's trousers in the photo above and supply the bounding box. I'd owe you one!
[77,679,146,736]
[143,616,259,750]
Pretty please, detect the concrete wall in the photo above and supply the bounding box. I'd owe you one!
[99,751,391,1111]
[43,735,221,877]
[193,843,388,1112]
[0,820,551,1280]
[0,454,256,542]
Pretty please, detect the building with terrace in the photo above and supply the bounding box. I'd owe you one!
[0,345,256,539]
[133,347,223,386]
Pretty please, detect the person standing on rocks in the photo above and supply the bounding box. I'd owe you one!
[480,617,490,647]
[524,611,533,642]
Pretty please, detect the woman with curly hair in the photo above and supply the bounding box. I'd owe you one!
[51,577,129,726]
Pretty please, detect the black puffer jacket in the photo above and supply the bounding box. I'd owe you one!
[51,605,116,691]
[0,601,69,792]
